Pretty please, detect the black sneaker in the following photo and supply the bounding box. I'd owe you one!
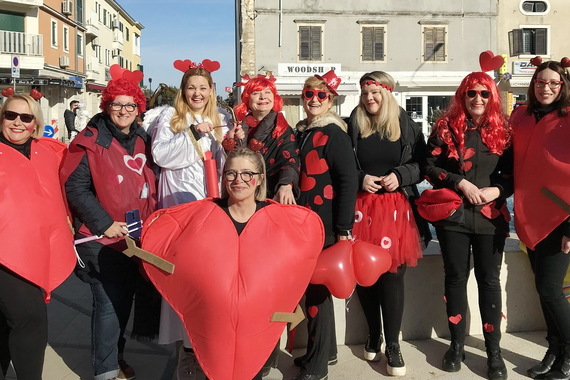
[385,343,406,376]
[363,333,383,362]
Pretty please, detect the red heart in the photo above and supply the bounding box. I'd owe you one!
[201,59,221,73]
[142,201,324,380]
[304,149,329,175]
[248,138,264,152]
[483,323,495,333]
[562,57,570,68]
[308,306,319,318]
[300,172,316,192]
[323,185,333,200]
[310,240,391,298]
[123,153,146,175]
[123,70,144,85]
[312,131,329,147]
[461,161,473,172]
[479,51,504,72]
[448,314,462,325]
[463,148,476,160]
[1,87,14,97]
[109,64,126,80]
[314,195,324,205]
[173,59,193,72]
[29,89,42,100]
[530,56,543,67]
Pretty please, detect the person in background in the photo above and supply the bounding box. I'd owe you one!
[292,70,359,380]
[61,68,157,380]
[348,71,427,377]
[0,94,75,380]
[510,58,570,380]
[424,71,512,380]
[64,100,79,140]
[150,61,230,380]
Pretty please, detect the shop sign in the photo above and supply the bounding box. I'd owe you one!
[513,61,537,75]
[278,63,342,76]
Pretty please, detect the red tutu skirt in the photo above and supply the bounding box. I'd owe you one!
[353,191,422,272]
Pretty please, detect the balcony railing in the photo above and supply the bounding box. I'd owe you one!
[0,31,43,56]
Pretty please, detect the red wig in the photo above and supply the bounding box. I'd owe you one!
[100,78,147,115]
[434,72,510,155]
[234,76,284,120]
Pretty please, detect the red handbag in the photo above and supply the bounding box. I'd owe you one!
[415,188,464,224]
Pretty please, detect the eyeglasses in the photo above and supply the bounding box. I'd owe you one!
[109,103,138,112]
[534,79,563,89]
[2,110,35,123]
[224,170,260,182]
[302,89,329,102]
[466,89,491,99]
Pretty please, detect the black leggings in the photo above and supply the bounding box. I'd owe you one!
[0,265,47,380]
[436,229,505,350]
[356,265,407,345]
[527,223,570,350]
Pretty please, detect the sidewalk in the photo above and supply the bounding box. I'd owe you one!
[5,274,547,380]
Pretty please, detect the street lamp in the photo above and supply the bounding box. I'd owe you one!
[149,77,153,92]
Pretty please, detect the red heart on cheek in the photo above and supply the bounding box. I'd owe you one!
[305,149,329,175]
[142,201,324,380]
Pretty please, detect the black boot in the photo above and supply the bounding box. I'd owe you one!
[528,350,558,379]
[442,341,465,372]
[487,349,508,380]
[545,347,570,380]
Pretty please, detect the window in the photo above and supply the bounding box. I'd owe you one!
[76,33,84,57]
[520,1,549,14]
[51,19,58,47]
[423,26,446,62]
[362,26,385,61]
[103,9,107,27]
[63,26,69,51]
[134,33,140,55]
[96,2,101,22]
[105,48,110,66]
[76,0,84,24]
[125,27,129,41]
[509,27,548,56]
[298,25,322,61]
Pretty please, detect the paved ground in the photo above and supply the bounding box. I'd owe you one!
[4,274,547,380]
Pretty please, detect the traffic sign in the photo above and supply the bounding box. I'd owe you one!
[43,125,55,138]
[11,55,20,79]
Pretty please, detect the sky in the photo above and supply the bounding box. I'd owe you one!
[119,0,236,95]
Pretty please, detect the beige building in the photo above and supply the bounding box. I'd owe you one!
[497,0,570,113]
[0,0,142,139]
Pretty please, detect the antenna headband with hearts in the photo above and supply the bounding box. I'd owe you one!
[173,59,221,74]
[101,64,146,114]
[478,51,505,72]
[1,87,43,100]
[529,55,570,68]
[235,73,277,87]
[109,64,144,85]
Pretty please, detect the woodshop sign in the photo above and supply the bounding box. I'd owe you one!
[278,63,342,76]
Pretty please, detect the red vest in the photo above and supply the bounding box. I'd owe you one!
[62,126,157,247]
[511,106,570,249]
[0,138,76,301]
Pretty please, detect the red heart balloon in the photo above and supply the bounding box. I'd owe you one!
[1,87,15,98]
[141,200,324,380]
[530,56,543,67]
[479,50,504,72]
[310,240,392,298]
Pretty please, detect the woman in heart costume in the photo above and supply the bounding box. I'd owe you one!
[148,59,232,380]
[60,66,157,380]
[510,58,570,380]
[292,71,359,380]
[346,71,427,376]
[424,67,512,380]
[0,94,75,380]
[140,148,324,380]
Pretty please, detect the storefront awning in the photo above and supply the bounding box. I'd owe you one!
[87,83,106,92]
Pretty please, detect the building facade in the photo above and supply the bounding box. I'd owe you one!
[0,0,142,140]
[236,0,499,135]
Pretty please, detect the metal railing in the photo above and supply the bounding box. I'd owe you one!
[0,31,43,56]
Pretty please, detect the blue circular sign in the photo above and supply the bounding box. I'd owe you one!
[12,57,19,66]
[43,125,55,138]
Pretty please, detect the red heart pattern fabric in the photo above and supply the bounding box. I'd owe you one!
[310,240,391,299]
[479,51,504,72]
[141,200,324,380]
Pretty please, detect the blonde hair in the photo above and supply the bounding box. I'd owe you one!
[221,148,267,201]
[1,94,45,138]
[354,71,400,141]
[303,76,337,102]
[170,68,222,142]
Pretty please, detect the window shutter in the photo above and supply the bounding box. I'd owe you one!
[435,27,445,61]
[374,27,384,60]
[310,26,321,60]
[362,27,373,61]
[299,26,310,60]
[535,28,547,55]
[424,27,434,61]
[509,29,523,56]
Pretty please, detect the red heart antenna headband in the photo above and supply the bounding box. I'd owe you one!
[479,51,505,72]
[235,73,277,87]
[1,87,43,100]
[109,64,144,85]
[529,56,570,68]
[173,59,221,74]
[360,80,393,93]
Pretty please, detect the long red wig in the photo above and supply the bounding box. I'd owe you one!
[100,78,147,115]
[434,72,510,155]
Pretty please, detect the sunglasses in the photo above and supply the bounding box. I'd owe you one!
[3,110,35,123]
[303,89,329,102]
[466,89,491,99]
